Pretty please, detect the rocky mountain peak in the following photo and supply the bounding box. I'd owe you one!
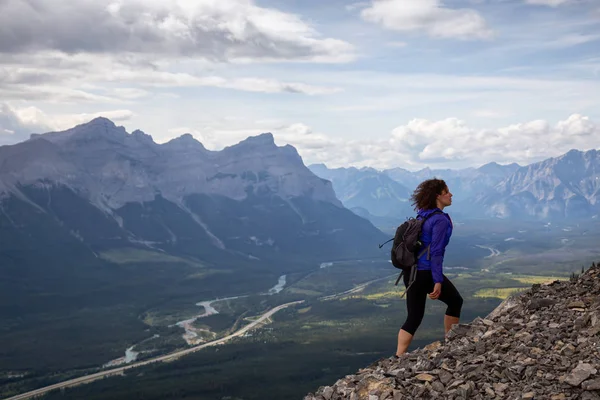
[478,161,501,173]
[563,149,583,158]
[230,132,276,149]
[305,264,600,400]
[31,116,128,145]
[281,143,303,162]
[131,129,154,144]
[164,133,208,152]
[477,161,521,178]
[89,116,116,125]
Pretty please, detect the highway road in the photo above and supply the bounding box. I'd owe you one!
[4,300,304,400]
[319,274,397,301]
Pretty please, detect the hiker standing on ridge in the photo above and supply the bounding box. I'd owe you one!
[396,178,463,357]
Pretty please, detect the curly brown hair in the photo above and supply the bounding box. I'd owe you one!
[410,178,448,211]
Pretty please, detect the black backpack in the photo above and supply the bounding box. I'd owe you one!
[379,212,442,294]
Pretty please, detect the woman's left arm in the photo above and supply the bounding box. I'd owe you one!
[429,217,450,285]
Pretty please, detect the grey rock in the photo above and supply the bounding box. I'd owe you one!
[528,298,556,310]
[564,363,597,386]
[322,386,334,400]
[582,378,600,391]
[581,392,600,400]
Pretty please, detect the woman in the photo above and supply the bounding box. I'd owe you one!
[396,178,463,357]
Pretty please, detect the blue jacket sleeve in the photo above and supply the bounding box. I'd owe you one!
[429,217,449,284]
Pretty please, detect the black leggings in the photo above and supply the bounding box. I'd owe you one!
[401,270,463,335]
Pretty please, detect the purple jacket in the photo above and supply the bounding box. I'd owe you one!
[416,208,453,284]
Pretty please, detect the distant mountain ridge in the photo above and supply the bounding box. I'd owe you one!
[0,118,387,293]
[8,117,341,211]
[310,150,600,221]
[483,149,600,219]
[308,164,411,218]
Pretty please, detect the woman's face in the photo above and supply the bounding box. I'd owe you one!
[437,187,453,207]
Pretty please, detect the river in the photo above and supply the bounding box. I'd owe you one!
[266,274,286,294]
[105,274,289,365]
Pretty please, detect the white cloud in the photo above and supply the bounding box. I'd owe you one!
[0,52,342,104]
[0,103,134,145]
[386,114,600,167]
[360,0,493,40]
[0,104,50,144]
[165,113,600,170]
[105,67,342,94]
[526,0,573,6]
[0,0,350,106]
[166,119,337,153]
[0,0,354,63]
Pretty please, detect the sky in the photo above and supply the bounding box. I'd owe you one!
[1,0,600,170]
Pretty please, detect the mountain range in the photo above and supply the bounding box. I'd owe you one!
[0,117,384,263]
[309,149,600,221]
[0,117,386,328]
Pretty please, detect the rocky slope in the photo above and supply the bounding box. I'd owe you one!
[304,264,600,400]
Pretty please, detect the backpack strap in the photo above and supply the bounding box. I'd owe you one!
[396,264,419,298]
[416,210,444,260]
[397,211,444,294]
[378,237,394,249]
[417,244,430,260]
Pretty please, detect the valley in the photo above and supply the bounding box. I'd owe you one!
[2,218,598,400]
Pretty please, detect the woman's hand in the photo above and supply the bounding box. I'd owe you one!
[429,283,442,300]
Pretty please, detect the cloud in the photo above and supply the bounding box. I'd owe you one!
[387,114,600,167]
[472,110,513,119]
[0,104,51,145]
[0,52,342,103]
[525,0,573,6]
[165,113,600,170]
[547,33,600,48]
[0,0,354,63]
[360,0,493,40]
[346,2,370,11]
[0,0,351,106]
[166,119,337,153]
[112,88,151,100]
[115,72,341,95]
[0,103,134,145]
